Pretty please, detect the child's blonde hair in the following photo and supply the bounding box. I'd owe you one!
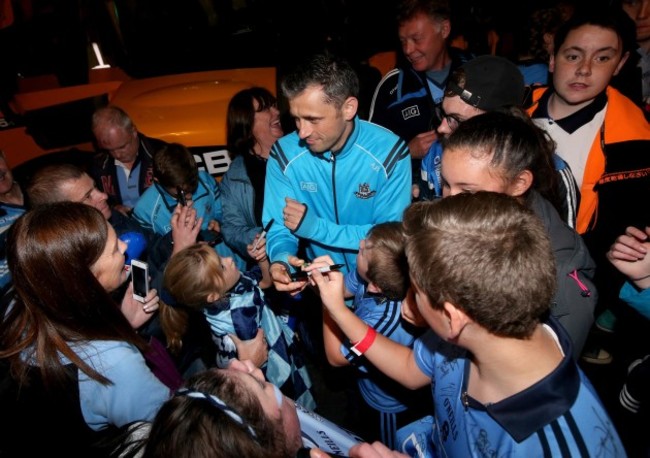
[160,244,229,354]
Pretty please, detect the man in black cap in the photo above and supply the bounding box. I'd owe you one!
[437,55,527,136]
[417,55,578,230]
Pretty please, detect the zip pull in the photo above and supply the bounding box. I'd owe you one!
[567,270,591,297]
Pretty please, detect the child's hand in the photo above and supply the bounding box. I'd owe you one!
[230,329,268,368]
[308,256,346,311]
[300,255,334,275]
[607,226,649,262]
[247,234,268,261]
[349,441,410,458]
[607,226,650,288]
[171,203,202,254]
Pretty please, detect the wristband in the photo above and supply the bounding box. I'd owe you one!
[350,327,377,356]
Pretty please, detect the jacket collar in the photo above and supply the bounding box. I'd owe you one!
[462,315,580,443]
[316,116,360,162]
[531,89,607,134]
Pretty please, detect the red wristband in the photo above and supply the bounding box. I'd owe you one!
[350,327,377,356]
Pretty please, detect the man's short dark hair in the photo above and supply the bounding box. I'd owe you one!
[553,5,637,57]
[281,53,360,107]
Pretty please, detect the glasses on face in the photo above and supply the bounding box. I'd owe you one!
[434,105,464,131]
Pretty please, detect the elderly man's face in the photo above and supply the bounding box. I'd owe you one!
[94,124,139,165]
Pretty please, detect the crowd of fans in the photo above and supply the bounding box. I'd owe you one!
[1,0,649,457]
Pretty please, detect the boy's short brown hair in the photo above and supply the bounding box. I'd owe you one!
[403,192,556,338]
[364,222,409,301]
[153,142,199,191]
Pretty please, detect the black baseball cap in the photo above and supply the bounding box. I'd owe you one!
[446,55,525,111]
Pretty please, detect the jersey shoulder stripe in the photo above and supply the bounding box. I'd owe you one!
[271,143,289,171]
[383,140,409,176]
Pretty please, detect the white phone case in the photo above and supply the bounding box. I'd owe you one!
[131,259,149,303]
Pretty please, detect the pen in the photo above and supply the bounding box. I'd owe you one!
[290,264,345,279]
[316,263,345,273]
[252,218,274,251]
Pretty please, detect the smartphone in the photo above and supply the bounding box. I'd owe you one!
[176,186,187,206]
[198,229,223,246]
[131,259,149,303]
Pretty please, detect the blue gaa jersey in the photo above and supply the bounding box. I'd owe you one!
[413,316,626,457]
[263,117,411,275]
[342,270,422,412]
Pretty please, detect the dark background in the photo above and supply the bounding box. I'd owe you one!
[2,0,596,85]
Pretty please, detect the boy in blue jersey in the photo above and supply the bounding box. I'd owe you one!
[310,192,625,457]
[262,53,412,296]
[321,222,433,455]
[133,142,246,271]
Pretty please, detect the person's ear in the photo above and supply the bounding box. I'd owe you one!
[367,282,382,294]
[507,169,533,197]
[342,97,358,121]
[542,32,554,58]
[612,51,630,77]
[439,19,451,40]
[442,301,469,340]
[549,54,556,73]
[207,291,220,303]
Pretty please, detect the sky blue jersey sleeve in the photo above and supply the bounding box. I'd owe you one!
[620,281,650,321]
[263,152,300,265]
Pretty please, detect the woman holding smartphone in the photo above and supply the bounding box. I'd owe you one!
[0,202,172,457]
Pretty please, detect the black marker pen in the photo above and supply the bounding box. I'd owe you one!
[252,218,274,251]
[290,264,345,280]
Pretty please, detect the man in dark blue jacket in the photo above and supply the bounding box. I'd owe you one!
[368,0,472,181]
[91,105,167,216]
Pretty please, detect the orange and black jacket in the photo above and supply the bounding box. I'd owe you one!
[528,86,650,248]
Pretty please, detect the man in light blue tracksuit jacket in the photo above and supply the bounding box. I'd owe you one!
[262,54,412,295]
